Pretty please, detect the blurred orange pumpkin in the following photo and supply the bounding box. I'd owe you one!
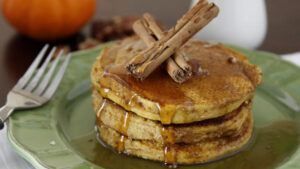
[1,0,96,41]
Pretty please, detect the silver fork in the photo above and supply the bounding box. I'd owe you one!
[0,44,72,129]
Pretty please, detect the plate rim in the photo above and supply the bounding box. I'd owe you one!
[7,120,47,169]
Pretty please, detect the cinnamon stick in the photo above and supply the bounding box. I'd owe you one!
[133,16,191,83]
[127,0,219,80]
[143,13,192,78]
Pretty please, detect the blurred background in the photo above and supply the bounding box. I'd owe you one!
[0,0,300,104]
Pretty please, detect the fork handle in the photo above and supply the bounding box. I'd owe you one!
[0,105,14,130]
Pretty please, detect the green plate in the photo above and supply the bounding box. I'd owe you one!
[7,43,300,169]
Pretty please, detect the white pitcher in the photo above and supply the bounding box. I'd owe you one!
[190,0,267,49]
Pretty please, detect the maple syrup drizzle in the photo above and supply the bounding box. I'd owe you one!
[101,87,110,98]
[128,94,138,106]
[117,111,131,153]
[156,103,176,126]
[161,126,177,166]
[160,109,176,125]
[96,99,107,123]
[156,102,175,125]
[121,111,131,134]
[161,126,175,144]
[117,135,126,153]
[164,146,177,167]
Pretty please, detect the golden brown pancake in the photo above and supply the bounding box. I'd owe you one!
[97,112,253,164]
[91,37,262,124]
[92,89,252,145]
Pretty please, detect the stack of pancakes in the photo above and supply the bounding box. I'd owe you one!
[91,37,262,165]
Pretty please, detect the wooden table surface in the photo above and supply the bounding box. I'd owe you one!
[0,0,300,106]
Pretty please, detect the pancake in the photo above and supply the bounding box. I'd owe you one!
[91,37,262,124]
[92,89,252,144]
[97,112,253,164]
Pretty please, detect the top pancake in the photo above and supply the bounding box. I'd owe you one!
[91,37,262,124]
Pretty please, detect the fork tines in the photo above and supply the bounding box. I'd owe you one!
[14,44,72,99]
